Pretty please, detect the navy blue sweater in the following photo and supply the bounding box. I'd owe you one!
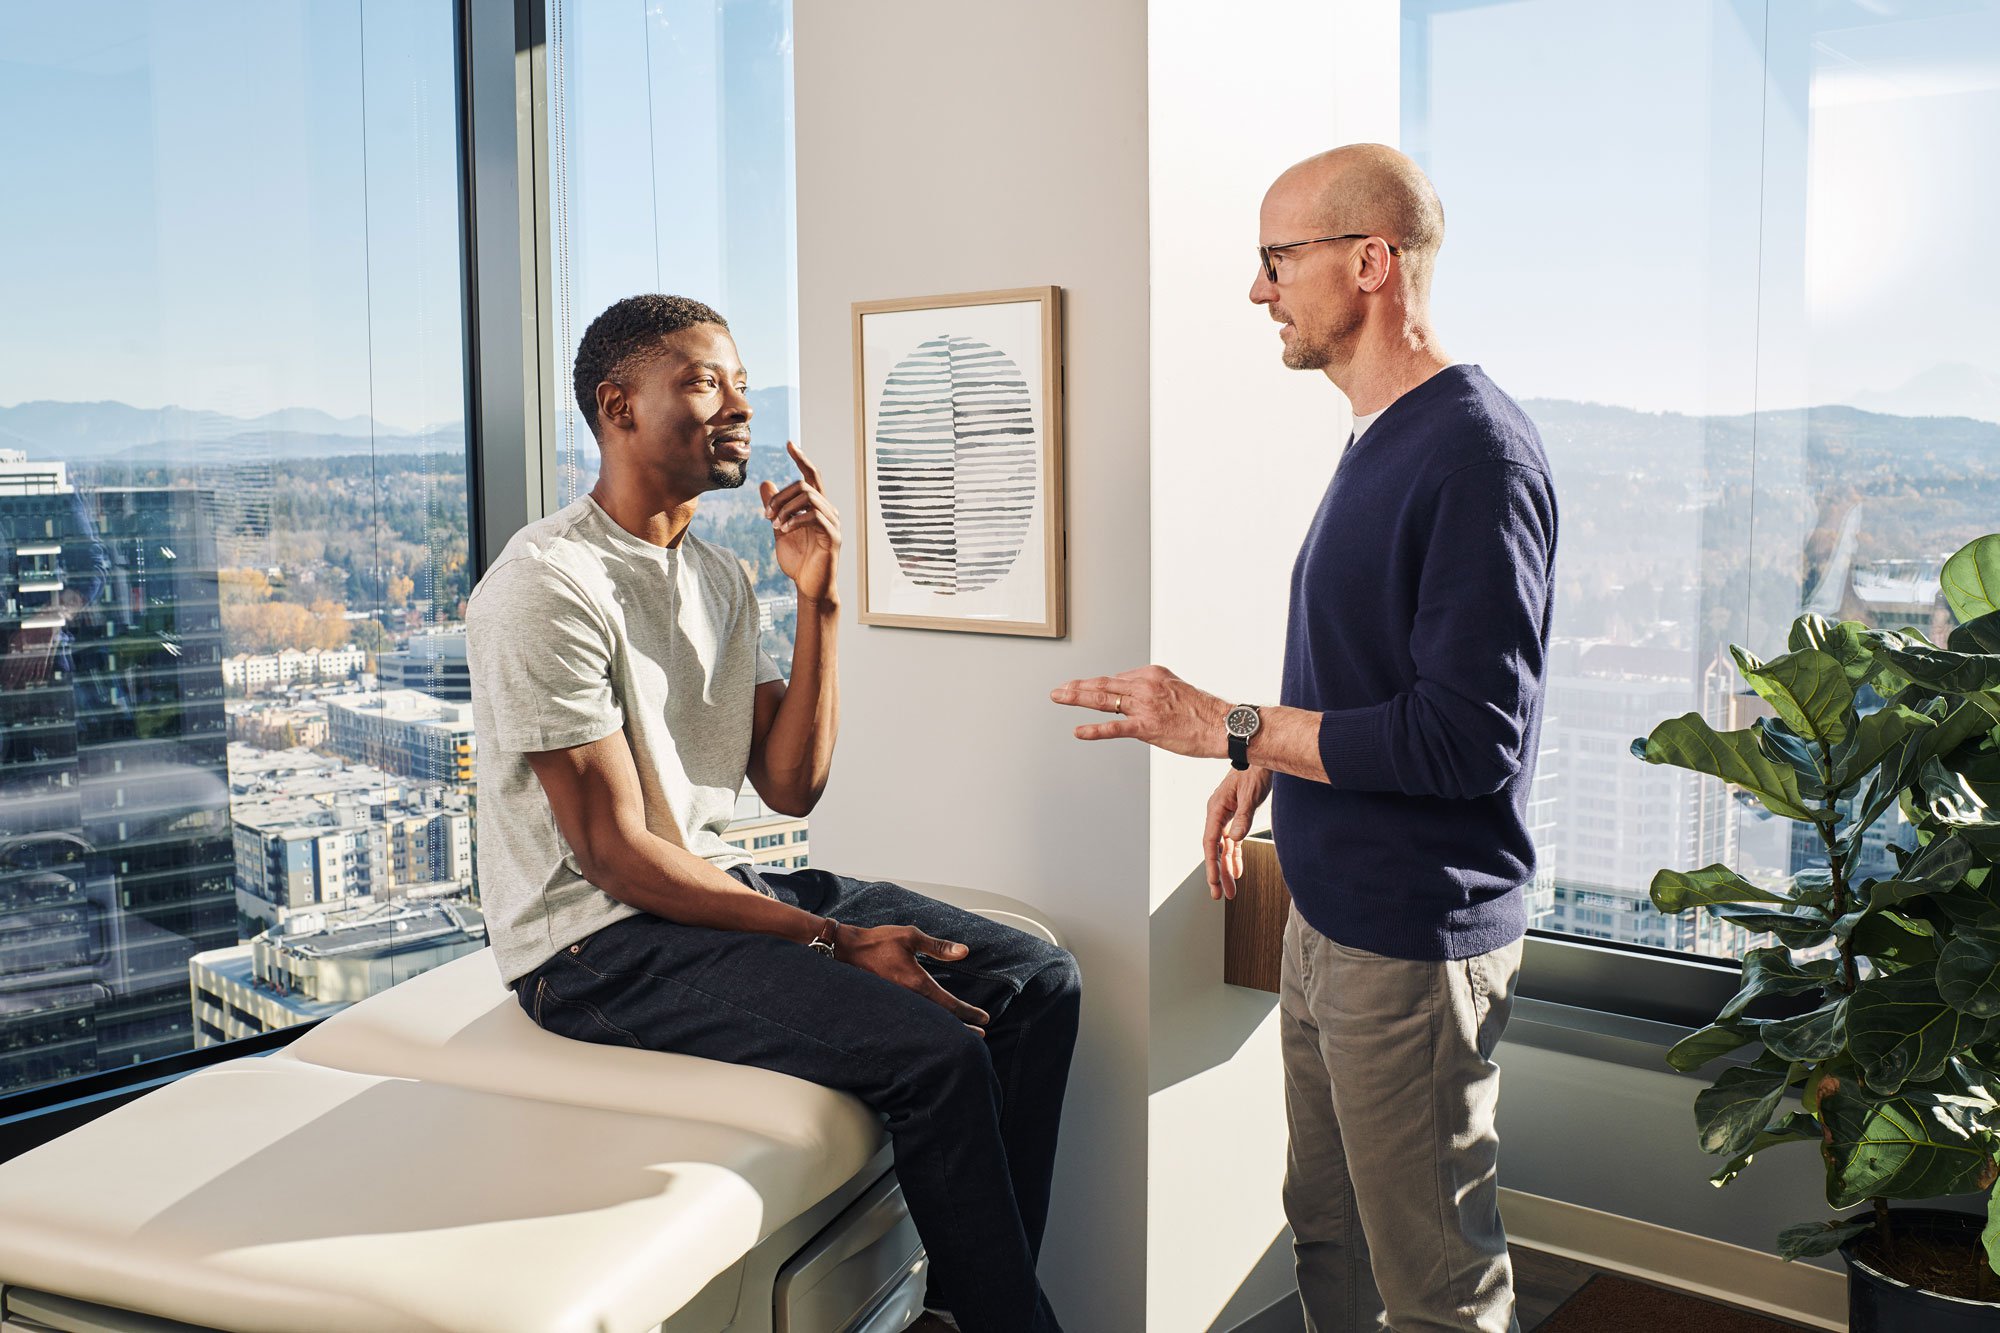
[1273,364,1558,961]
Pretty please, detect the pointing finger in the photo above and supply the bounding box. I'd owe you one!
[788,440,824,488]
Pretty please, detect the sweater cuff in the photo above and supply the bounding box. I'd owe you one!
[1318,705,1397,791]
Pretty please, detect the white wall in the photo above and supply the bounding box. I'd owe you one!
[793,2,1152,1328]
[1145,1,1400,1328]
[800,4,1832,1329]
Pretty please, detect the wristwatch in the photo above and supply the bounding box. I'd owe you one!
[1225,705,1262,771]
[808,917,840,959]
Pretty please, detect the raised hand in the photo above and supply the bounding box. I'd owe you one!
[1050,664,1229,759]
[759,441,842,604]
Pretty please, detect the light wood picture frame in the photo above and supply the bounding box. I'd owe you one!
[852,286,1067,637]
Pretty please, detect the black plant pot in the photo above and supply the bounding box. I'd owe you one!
[1841,1208,2000,1332]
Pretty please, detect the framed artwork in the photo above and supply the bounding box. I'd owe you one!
[852,286,1067,637]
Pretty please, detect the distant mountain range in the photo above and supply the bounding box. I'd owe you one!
[1850,363,2000,426]
[1520,396,2000,472]
[0,388,797,465]
[0,400,461,463]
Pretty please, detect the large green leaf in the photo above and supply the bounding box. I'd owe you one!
[1790,868,1837,909]
[1940,928,2000,1020]
[1848,967,2000,1094]
[1712,1111,1823,1187]
[1926,696,2000,765]
[1757,720,1829,799]
[1717,947,1841,1022]
[1733,646,1855,745]
[1632,714,1819,821]
[1841,696,2000,860]
[1834,836,1974,943]
[1821,1081,1992,1208]
[1708,903,1837,950]
[1778,1216,1875,1262]
[1762,997,1851,1063]
[1651,865,1787,914]
[1921,757,1993,823]
[1939,876,2000,932]
[1791,616,1884,684]
[1667,1021,1765,1073]
[1937,821,2000,861]
[1846,910,1941,971]
[1949,610,2000,657]
[1695,1065,1791,1159]
[1882,643,2000,695]
[1901,834,1976,891]
[1829,705,1936,791]
[1943,535,2000,623]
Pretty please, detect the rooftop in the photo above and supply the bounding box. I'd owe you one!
[267,900,486,960]
[186,945,347,1022]
[326,689,474,730]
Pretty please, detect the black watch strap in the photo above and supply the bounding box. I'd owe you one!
[1229,732,1250,771]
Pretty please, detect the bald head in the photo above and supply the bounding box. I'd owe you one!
[1273,144,1445,298]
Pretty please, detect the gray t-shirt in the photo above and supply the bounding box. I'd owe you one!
[465,496,783,984]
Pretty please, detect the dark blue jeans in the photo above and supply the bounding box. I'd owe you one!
[511,866,1079,1333]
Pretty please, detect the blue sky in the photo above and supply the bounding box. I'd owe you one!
[1404,0,2000,420]
[0,0,795,435]
[3,1,1993,428]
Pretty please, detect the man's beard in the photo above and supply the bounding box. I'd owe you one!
[1281,331,1332,370]
[707,459,748,489]
[1279,305,1362,371]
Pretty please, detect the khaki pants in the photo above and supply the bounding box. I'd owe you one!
[1280,904,1523,1333]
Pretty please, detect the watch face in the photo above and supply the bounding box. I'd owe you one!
[1226,705,1260,738]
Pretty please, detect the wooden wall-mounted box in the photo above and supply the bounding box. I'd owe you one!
[1222,831,1289,994]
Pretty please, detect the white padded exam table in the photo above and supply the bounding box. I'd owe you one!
[0,882,1059,1333]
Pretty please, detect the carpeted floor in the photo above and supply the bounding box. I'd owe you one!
[1537,1273,1813,1332]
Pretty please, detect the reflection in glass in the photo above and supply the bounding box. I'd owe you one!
[0,1,476,1097]
[1402,0,2000,960]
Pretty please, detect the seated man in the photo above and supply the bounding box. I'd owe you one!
[465,294,1079,1333]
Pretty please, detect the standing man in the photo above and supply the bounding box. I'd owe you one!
[1053,145,1556,1331]
[469,295,1080,1333]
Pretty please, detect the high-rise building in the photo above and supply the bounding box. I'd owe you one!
[386,804,474,894]
[198,453,274,570]
[1538,641,1765,956]
[325,689,476,785]
[376,628,471,701]
[0,463,235,1094]
[230,796,391,934]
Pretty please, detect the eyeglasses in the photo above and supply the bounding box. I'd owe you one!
[1258,233,1402,284]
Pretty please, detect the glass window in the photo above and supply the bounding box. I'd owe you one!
[1402,0,2000,961]
[545,0,798,674]
[547,0,804,864]
[0,2,474,1099]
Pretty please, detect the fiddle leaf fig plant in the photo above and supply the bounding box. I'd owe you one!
[1634,533,2000,1281]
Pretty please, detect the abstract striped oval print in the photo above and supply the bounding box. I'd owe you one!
[875,335,1038,594]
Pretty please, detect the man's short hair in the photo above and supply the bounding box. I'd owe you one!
[572,295,729,437]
